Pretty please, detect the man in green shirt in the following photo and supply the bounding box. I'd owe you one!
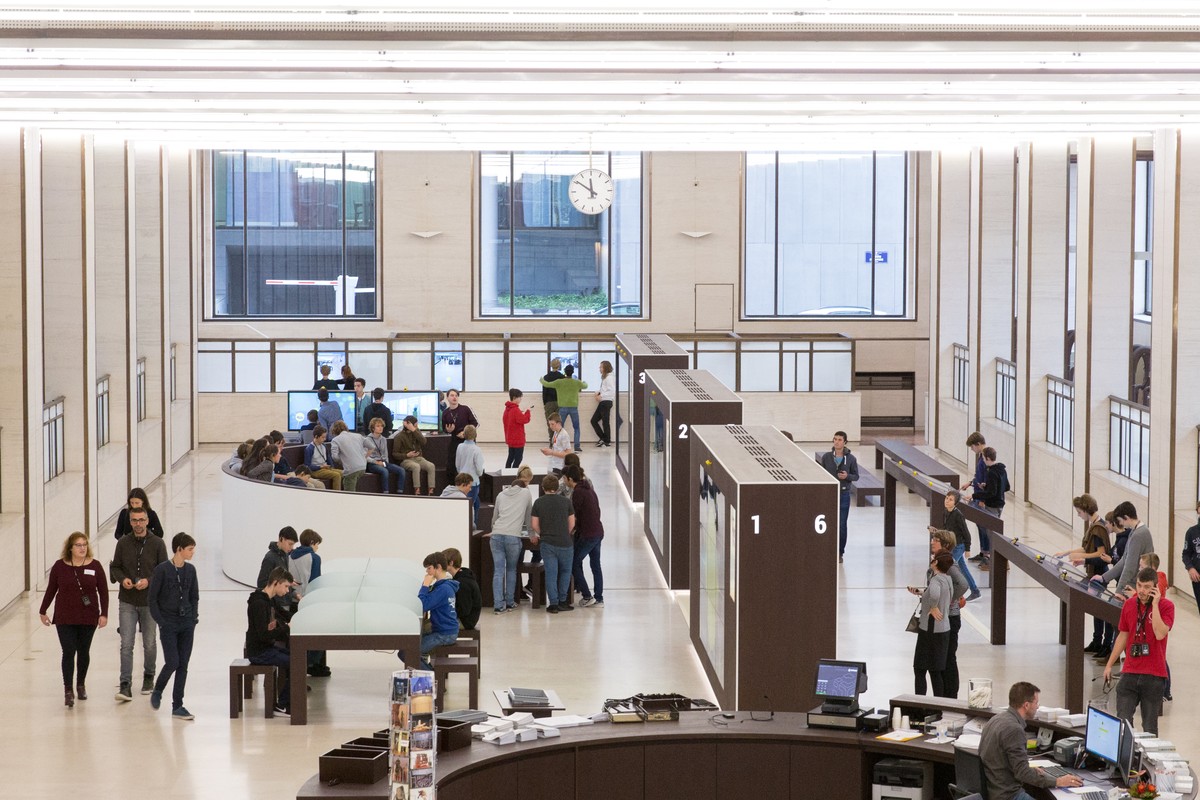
[540,364,588,451]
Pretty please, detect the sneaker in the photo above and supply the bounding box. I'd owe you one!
[967,590,982,601]
[506,604,518,611]
[557,602,575,612]
[115,683,133,702]
[141,675,155,695]
[172,706,195,721]
[579,597,596,607]
[1093,647,1112,661]
[493,607,507,615]
[272,704,291,717]
[546,605,559,614]
[969,553,986,563]
[149,689,162,710]
[1083,641,1102,654]
[591,599,604,607]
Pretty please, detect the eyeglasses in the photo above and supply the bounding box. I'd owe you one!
[72,542,89,548]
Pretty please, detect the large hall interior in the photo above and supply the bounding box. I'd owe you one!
[1,3,1199,799]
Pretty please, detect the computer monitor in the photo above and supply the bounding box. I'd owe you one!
[1116,718,1138,787]
[1084,705,1122,767]
[286,390,441,432]
[813,659,868,714]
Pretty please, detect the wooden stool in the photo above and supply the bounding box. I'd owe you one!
[229,658,276,719]
[431,655,479,713]
[518,562,546,608]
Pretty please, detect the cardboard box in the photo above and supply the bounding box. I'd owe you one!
[318,748,388,785]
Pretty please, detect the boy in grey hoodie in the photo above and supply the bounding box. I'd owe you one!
[490,467,535,612]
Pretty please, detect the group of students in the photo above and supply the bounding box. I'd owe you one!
[39,489,201,720]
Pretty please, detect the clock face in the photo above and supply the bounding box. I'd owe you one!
[568,168,615,215]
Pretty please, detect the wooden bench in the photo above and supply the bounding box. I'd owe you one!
[432,654,479,713]
[229,658,276,719]
[853,468,885,507]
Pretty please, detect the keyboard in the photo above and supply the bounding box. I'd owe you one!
[1041,765,1071,779]
[1073,790,1107,800]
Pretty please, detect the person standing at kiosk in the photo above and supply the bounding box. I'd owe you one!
[1103,567,1174,735]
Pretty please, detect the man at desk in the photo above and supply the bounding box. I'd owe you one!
[980,682,1083,799]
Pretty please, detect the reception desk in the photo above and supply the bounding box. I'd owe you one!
[299,704,1197,800]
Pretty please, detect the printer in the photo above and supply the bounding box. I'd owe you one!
[872,758,934,800]
[1053,736,1084,766]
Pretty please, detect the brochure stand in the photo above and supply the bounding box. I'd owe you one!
[391,669,437,800]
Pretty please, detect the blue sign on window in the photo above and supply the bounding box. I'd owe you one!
[864,251,889,264]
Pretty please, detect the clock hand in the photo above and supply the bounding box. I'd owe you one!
[573,179,595,197]
[587,179,597,197]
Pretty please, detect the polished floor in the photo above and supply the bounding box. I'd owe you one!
[0,439,1195,799]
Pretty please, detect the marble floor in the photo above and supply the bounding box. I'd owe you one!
[0,439,1195,799]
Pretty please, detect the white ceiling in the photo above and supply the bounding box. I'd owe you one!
[4,3,1200,150]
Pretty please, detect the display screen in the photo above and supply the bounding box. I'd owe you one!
[617,355,632,474]
[286,390,441,432]
[647,397,667,553]
[814,661,862,699]
[698,465,726,681]
[1084,706,1121,765]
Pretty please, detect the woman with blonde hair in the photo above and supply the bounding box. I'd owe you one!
[489,465,535,613]
[590,360,615,447]
[39,532,109,707]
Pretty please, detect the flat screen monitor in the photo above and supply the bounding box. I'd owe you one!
[814,659,867,713]
[285,391,441,432]
[1084,705,1122,766]
[1117,718,1137,787]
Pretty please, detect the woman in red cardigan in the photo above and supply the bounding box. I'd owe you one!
[39,532,109,707]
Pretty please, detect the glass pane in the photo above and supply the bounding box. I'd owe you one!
[738,352,780,391]
[348,352,388,390]
[510,352,552,392]
[580,348,614,390]
[197,352,233,392]
[778,152,874,316]
[276,351,316,391]
[392,351,432,391]
[480,152,513,315]
[744,152,778,315]
[813,352,853,391]
[464,350,505,392]
[610,151,643,315]
[696,350,737,390]
[873,153,907,315]
[434,351,464,392]
[235,352,271,392]
[647,399,666,554]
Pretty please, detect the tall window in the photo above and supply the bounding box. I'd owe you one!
[212,151,377,317]
[136,358,147,422]
[43,397,65,483]
[1133,156,1153,317]
[96,376,111,448]
[745,151,907,317]
[480,151,642,317]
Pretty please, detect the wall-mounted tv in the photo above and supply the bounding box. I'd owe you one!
[286,391,441,432]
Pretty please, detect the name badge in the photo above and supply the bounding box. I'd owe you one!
[83,569,96,576]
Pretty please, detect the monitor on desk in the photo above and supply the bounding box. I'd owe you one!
[813,659,867,714]
[1084,706,1122,770]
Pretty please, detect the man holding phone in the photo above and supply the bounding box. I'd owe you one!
[1103,567,1174,735]
[817,431,859,564]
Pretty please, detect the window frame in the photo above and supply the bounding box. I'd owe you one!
[206,150,380,320]
[477,150,645,319]
[742,150,910,320]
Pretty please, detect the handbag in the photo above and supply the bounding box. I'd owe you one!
[905,603,922,634]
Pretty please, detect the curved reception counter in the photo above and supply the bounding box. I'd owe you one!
[221,466,471,587]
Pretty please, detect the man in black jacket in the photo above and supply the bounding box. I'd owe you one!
[361,387,394,435]
[246,567,293,716]
[930,489,982,601]
[110,507,169,701]
[541,358,565,440]
[1181,502,1200,612]
[256,527,300,621]
[817,431,859,564]
[444,548,482,631]
[975,447,1010,572]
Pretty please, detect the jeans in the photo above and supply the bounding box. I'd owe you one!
[365,461,407,493]
[1116,672,1166,735]
[541,542,574,606]
[491,534,522,610]
[248,646,291,710]
[951,545,980,594]
[154,621,196,710]
[1191,578,1200,612]
[838,490,851,557]
[505,446,524,469]
[118,601,157,685]
[559,406,581,450]
[417,630,459,671]
[467,484,480,528]
[974,502,1001,553]
[55,624,97,686]
[590,400,612,444]
[571,537,604,602]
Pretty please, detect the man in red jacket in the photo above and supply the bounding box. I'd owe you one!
[502,388,532,469]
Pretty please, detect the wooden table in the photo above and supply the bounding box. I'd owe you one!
[493,688,565,718]
[881,455,987,547]
[480,469,547,503]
